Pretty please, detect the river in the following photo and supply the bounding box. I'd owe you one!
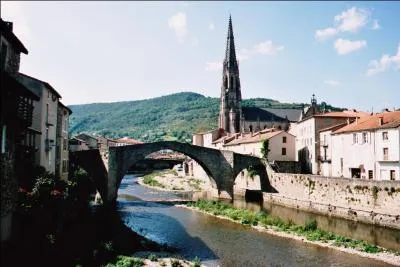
[117,174,399,267]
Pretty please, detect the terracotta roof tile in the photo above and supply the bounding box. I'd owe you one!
[333,111,400,134]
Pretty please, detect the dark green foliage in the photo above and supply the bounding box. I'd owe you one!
[260,139,270,160]
[105,255,144,267]
[304,218,318,231]
[69,92,343,143]
[147,254,158,262]
[191,256,201,267]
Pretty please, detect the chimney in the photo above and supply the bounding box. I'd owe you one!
[355,117,358,125]
[347,118,350,125]
[378,117,383,126]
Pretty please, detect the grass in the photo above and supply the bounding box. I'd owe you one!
[104,255,144,267]
[186,200,394,255]
[142,172,165,188]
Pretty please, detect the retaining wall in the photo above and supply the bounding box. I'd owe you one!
[265,164,400,229]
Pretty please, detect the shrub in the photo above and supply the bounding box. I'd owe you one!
[147,254,158,262]
[191,256,201,267]
[304,218,318,231]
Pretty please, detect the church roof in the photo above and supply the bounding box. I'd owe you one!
[261,108,303,122]
[242,107,289,122]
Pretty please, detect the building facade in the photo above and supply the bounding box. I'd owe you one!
[56,102,72,180]
[14,73,62,174]
[327,111,400,180]
[296,110,369,174]
[1,18,39,242]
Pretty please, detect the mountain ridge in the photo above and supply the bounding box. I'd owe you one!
[68,91,342,143]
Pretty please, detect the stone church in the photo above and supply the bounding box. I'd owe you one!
[218,16,303,136]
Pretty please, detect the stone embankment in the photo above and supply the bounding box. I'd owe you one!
[265,164,400,229]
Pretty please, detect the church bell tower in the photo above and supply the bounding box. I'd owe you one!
[218,15,242,134]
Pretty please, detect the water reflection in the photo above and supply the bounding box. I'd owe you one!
[117,174,398,266]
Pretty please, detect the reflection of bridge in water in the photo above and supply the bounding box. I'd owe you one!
[71,141,274,206]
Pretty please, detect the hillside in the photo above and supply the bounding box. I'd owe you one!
[68,92,341,143]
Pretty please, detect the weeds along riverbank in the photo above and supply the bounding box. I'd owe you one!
[179,200,400,266]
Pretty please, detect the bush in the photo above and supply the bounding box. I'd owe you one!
[304,218,318,231]
[191,256,201,267]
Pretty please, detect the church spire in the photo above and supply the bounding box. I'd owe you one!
[224,14,238,72]
[219,15,242,134]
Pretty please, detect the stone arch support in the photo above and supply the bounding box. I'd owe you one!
[107,142,239,204]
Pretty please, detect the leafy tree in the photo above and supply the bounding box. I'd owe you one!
[260,139,270,160]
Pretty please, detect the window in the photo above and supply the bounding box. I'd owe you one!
[368,170,373,179]
[353,133,358,144]
[362,133,368,144]
[390,170,396,180]
[46,104,49,123]
[63,139,68,151]
[282,147,287,155]
[282,136,287,143]
[382,132,388,140]
[1,125,6,153]
[62,160,69,173]
[383,148,389,160]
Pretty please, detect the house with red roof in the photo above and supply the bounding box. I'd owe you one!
[325,110,400,180]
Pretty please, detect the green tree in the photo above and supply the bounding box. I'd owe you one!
[260,139,270,160]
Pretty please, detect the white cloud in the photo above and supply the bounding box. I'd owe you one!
[239,41,284,59]
[334,38,367,55]
[0,1,31,43]
[205,61,222,71]
[324,80,341,86]
[315,7,372,42]
[205,40,283,71]
[252,41,284,55]
[334,7,370,33]
[372,19,380,30]
[315,27,338,41]
[366,43,400,76]
[168,12,187,43]
[209,23,215,30]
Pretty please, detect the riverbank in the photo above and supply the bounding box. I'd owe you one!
[138,170,209,192]
[177,200,400,266]
[105,254,204,267]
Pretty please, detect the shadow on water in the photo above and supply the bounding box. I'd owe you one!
[117,200,219,262]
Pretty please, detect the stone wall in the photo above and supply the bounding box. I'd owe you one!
[264,164,400,229]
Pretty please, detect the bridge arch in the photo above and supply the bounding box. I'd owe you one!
[107,141,235,204]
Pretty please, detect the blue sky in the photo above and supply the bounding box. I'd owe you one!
[2,1,399,111]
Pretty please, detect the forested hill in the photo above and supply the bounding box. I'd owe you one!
[68,92,341,143]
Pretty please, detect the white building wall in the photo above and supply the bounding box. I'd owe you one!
[376,128,400,180]
[296,118,316,173]
[223,132,296,161]
[331,131,375,179]
[331,127,399,180]
[319,130,333,177]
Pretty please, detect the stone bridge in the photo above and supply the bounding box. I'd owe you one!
[71,141,272,206]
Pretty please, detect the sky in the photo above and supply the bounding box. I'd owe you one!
[1,1,399,112]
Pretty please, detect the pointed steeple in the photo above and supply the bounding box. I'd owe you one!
[224,14,238,72]
[219,15,242,134]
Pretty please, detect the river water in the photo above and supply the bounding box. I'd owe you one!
[117,174,399,267]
